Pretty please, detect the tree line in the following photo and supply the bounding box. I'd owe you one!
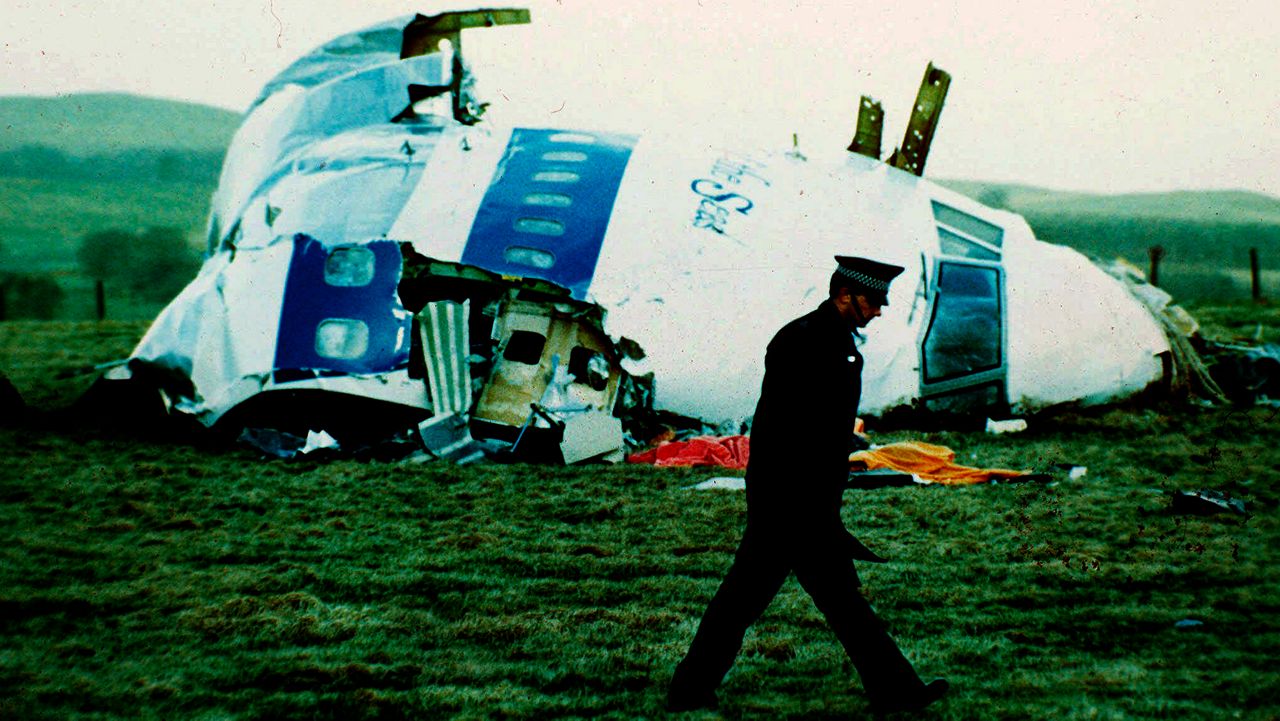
[0,227,201,320]
[0,145,225,184]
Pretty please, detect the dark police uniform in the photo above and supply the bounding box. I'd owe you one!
[669,263,937,710]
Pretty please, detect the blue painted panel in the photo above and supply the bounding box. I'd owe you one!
[461,128,637,299]
[274,235,411,374]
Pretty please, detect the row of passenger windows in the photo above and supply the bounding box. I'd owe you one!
[503,145,595,272]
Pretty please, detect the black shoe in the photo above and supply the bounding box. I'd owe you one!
[870,678,949,714]
[666,688,719,712]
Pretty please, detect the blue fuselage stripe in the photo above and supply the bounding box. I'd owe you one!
[461,128,637,299]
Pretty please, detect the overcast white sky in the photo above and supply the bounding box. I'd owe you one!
[3,0,1278,197]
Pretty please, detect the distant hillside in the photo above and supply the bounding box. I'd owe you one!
[0,91,1277,320]
[939,180,1280,226]
[0,94,234,320]
[0,93,241,155]
[941,180,1280,301]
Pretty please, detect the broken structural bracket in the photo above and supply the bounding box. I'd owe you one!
[888,62,951,176]
[400,8,532,124]
[847,96,884,159]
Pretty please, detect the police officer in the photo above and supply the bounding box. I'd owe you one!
[667,256,948,713]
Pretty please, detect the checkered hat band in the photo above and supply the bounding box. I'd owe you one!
[836,266,889,292]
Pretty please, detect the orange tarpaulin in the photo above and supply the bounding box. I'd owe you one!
[849,440,1029,485]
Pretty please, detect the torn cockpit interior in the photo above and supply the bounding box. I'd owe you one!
[397,249,653,463]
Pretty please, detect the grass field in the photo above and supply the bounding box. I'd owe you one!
[1,309,1277,720]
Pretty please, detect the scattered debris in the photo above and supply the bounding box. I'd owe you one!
[1205,342,1280,405]
[1051,463,1088,480]
[239,427,342,459]
[985,418,1028,434]
[847,469,920,489]
[301,430,340,455]
[688,477,746,491]
[1171,489,1247,516]
[238,427,307,459]
[417,413,487,464]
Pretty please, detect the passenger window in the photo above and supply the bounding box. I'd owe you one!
[523,192,573,208]
[923,263,1001,382]
[513,218,566,236]
[503,246,555,269]
[315,319,369,359]
[324,246,375,287]
[503,331,546,365]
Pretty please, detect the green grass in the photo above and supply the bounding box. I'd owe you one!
[0,313,1277,719]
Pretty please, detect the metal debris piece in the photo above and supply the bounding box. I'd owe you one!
[985,418,1028,434]
[238,427,306,459]
[847,96,884,159]
[417,413,486,463]
[888,63,950,176]
[688,477,746,491]
[847,469,919,489]
[1171,489,1247,516]
[559,411,625,464]
[301,430,340,454]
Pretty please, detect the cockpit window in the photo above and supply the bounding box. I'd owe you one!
[569,347,610,391]
[931,201,1003,248]
[937,227,1000,261]
[503,330,546,365]
[922,262,1002,382]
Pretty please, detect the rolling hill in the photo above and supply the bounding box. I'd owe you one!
[940,180,1280,226]
[0,93,1277,320]
[0,92,240,155]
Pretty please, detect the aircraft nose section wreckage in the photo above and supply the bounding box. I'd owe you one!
[94,8,1227,463]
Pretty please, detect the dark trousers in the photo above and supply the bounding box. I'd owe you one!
[670,527,925,703]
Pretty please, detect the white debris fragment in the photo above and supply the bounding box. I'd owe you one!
[301,429,340,454]
[688,477,746,491]
[985,418,1028,434]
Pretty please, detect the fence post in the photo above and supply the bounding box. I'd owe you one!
[1148,245,1165,287]
[1251,247,1262,301]
[95,279,106,321]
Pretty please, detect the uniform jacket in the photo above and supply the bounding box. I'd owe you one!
[744,299,883,562]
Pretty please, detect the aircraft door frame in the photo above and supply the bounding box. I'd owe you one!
[917,200,1010,414]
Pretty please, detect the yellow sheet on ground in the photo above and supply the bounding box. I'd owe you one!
[849,441,1029,486]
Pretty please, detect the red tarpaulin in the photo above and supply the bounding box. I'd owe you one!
[626,435,750,469]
